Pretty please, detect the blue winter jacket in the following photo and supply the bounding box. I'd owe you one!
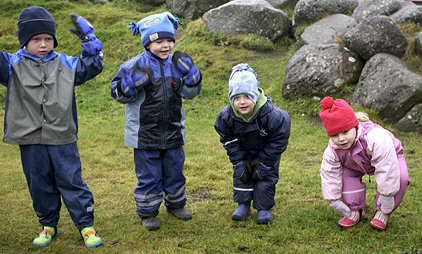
[214,93,291,168]
[110,50,201,149]
[0,49,104,145]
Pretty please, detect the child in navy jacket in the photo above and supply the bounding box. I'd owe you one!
[110,12,202,231]
[214,63,290,224]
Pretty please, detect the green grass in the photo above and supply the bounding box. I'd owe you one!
[1,1,422,253]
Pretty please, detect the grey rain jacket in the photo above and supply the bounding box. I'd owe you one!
[0,48,104,145]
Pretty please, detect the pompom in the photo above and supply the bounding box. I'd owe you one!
[229,63,258,82]
[127,21,140,36]
[168,14,182,30]
[320,97,334,110]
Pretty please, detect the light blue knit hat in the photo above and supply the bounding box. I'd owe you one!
[127,12,182,48]
[228,63,260,104]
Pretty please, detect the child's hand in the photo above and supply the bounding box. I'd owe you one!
[172,51,201,86]
[118,76,136,97]
[329,200,351,218]
[118,65,153,97]
[132,64,153,89]
[69,13,95,40]
[377,195,394,214]
[234,161,251,184]
[251,160,271,181]
[69,13,102,55]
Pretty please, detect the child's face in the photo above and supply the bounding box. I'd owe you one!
[330,127,357,150]
[26,33,54,58]
[146,38,174,59]
[233,93,255,120]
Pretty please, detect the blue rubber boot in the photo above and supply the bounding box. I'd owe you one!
[231,203,251,221]
[257,210,273,224]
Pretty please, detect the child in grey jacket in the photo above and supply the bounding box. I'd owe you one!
[0,6,103,247]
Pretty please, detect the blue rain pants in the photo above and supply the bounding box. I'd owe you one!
[134,147,187,218]
[19,143,94,230]
[233,160,280,211]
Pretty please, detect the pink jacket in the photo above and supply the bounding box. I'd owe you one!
[320,121,402,202]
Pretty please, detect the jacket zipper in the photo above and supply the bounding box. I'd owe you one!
[348,150,366,174]
[160,61,166,148]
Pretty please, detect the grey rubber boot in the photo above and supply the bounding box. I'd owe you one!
[231,203,251,221]
[167,208,192,221]
[256,210,273,224]
[142,217,160,230]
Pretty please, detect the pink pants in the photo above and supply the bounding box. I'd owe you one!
[341,153,410,212]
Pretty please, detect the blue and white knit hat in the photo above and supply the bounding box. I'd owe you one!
[127,12,182,48]
[228,63,260,104]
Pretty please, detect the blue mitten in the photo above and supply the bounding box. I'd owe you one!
[172,51,201,86]
[118,65,153,97]
[184,67,201,86]
[132,64,153,89]
[69,13,102,55]
[118,76,136,97]
[251,160,271,181]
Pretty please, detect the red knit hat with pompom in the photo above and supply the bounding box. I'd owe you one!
[319,97,359,136]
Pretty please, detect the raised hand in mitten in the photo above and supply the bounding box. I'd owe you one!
[329,200,351,218]
[118,65,153,97]
[172,51,201,86]
[131,64,153,89]
[69,13,102,55]
[377,195,395,214]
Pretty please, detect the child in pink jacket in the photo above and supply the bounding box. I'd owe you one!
[319,97,410,230]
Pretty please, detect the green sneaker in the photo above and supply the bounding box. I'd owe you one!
[33,226,58,247]
[81,226,102,248]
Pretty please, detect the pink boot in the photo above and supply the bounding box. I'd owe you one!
[370,210,389,230]
[338,210,365,228]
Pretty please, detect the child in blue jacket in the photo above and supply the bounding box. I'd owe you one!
[0,6,103,247]
[214,63,291,224]
[110,12,202,231]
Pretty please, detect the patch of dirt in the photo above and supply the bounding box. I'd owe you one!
[174,30,184,48]
[308,115,324,128]
[189,187,226,202]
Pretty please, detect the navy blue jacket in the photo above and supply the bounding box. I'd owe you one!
[111,50,201,149]
[214,95,291,168]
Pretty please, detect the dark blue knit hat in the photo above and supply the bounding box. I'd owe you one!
[18,6,58,48]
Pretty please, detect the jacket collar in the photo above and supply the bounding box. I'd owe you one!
[18,47,58,62]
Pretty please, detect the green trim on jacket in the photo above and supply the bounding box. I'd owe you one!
[230,87,267,122]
